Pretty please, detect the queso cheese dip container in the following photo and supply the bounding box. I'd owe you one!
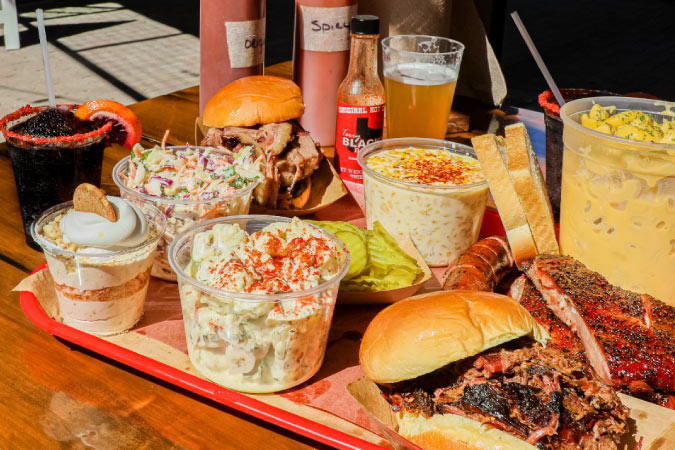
[358,138,489,266]
[560,97,675,304]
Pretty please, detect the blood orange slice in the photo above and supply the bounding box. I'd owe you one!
[75,100,142,149]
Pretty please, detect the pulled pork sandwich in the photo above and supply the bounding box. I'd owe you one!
[201,75,322,209]
[359,290,629,450]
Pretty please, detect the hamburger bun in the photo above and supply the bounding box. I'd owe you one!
[203,75,305,127]
[359,290,549,384]
[395,411,537,450]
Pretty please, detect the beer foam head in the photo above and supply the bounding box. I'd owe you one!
[384,62,457,86]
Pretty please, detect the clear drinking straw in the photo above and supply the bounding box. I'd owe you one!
[36,9,56,107]
[511,11,565,107]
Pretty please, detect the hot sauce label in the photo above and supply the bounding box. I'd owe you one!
[225,18,265,68]
[299,5,357,52]
[335,102,384,183]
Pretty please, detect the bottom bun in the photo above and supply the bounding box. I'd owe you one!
[396,411,536,450]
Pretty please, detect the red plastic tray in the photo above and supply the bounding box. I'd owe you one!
[19,210,510,450]
[20,262,386,450]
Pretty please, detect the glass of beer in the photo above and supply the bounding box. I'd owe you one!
[382,35,464,139]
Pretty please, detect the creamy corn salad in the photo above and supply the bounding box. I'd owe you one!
[363,147,488,266]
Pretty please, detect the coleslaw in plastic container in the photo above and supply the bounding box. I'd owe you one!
[113,144,262,280]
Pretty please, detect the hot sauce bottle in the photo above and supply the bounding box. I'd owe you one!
[335,15,384,184]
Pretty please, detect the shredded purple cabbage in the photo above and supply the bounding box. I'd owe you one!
[149,176,173,187]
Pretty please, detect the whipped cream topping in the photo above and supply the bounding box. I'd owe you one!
[60,196,150,249]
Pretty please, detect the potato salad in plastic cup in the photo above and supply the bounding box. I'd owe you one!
[168,215,349,393]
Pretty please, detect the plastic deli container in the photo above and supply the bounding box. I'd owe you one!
[168,215,350,393]
[112,147,257,281]
[560,97,675,304]
[357,137,489,266]
[31,201,166,336]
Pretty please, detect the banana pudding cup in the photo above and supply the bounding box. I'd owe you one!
[169,215,349,393]
[32,195,166,336]
[358,138,489,266]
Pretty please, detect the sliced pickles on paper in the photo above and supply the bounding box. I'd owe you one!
[308,220,423,292]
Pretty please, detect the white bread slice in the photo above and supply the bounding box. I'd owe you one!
[504,123,559,255]
[471,134,537,267]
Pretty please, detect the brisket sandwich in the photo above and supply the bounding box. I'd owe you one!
[201,75,322,209]
[359,290,629,449]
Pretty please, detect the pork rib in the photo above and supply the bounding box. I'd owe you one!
[523,254,675,394]
[509,276,590,372]
[512,275,675,409]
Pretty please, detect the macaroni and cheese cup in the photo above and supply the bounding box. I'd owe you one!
[358,138,489,266]
[168,215,350,393]
[560,97,675,304]
[113,147,257,281]
[32,201,166,336]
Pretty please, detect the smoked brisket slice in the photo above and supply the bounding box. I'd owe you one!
[382,341,628,449]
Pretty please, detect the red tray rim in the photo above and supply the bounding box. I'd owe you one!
[20,262,385,450]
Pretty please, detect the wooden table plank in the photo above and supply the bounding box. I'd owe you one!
[0,146,45,271]
[0,259,320,448]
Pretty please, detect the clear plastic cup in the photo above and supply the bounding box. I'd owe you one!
[357,138,489,266]
[381,35,464,139]
[560,96,675,304]
[112,146,258,281]
[31,200,166,336]
[168,215,350,393]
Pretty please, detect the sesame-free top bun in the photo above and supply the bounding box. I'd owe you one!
[203,75,305,127]
[359,290,549,384]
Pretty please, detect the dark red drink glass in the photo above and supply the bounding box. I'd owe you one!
[0,105,112,250]
[538,89,618,220]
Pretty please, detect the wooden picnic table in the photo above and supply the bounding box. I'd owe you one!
[0,61,499,448]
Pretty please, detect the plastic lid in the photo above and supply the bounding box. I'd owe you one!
[351,15,379,35]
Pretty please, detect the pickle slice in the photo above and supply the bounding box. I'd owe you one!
[367,224,421,274]
[307,219,422,291]
[308,220,367,241]
[334,230,368,280]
